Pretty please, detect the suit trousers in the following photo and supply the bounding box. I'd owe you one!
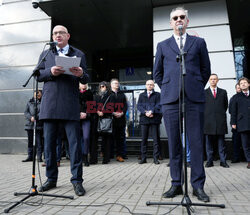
[206,135,226,163]
[240,131,250,162]
[140,124,160,160]
[162,99,206,189]
[27,129,43,159]
[80,119,91,155]
[232,129,242,161]
[43,120,83,183]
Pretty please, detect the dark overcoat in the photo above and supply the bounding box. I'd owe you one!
[37,45,89,121]
[204,87,228,135]
[137,90,162,125]
[230,92,250,132]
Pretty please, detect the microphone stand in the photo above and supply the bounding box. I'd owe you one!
[146,30,225,214]
[4,45,74,214]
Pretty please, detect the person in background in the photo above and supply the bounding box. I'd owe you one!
[229,83,242,163]
[110,79,128,162]
[95,81,112,164]
[231,77,250,169]
[23,90,43,162]
[137,80,162,165]
[79,82,93,167]
[204,74,229,168]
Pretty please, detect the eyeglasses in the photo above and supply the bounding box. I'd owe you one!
[100,85,106,88]
[172,15,186,21]
[52,31,67,36]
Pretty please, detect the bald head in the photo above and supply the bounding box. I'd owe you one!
[52,25,70,48]
[146,80,155,91]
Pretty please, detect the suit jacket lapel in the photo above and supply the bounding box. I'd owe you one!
[168,36,180,55]
[184,34,196,53]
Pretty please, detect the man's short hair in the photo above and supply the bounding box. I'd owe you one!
[238,77,250,85]
[210,73,218,77]
[170,6,188,20]
[110,78,119,83]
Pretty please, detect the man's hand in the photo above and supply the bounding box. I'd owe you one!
[97,111,104,117]
[80,112,87,119]
[113,112,123,118]
[232,125,236,129]
[51,66,65,76]
[69,67,83,77]
[31,116,35,122]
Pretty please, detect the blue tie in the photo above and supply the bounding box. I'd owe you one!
[59,48,64,54]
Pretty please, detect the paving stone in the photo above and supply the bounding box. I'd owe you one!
[0,155,249,214]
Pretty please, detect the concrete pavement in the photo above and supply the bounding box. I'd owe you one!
[0,154,249,215]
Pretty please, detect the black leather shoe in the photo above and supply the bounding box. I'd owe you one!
[73,183,86,196]
[220,162,229,168]
[139,159,147,164]
[231,159,240,163]
[154,159,160,165]
[162,185,183,198]
[22,157,33,162]
[38,180,56,192]
[193,188,210,202]
[205,162,214,168]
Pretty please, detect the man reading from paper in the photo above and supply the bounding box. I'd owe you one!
[37,25,89,196]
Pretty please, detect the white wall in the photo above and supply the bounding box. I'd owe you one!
[0,0,51,153]
[153,0,236,138]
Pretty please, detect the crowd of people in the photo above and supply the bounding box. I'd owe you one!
[21,7,250,201]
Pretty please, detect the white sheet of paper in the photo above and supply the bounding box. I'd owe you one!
[55,55,81,75]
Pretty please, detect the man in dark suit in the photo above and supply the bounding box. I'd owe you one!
[110,78,128,162]
[231,77,250,169]
[37,25,89,196]
[229,84,242,163]
[154,7,211,202]
[137,80,162,165]
[204,74,229,168]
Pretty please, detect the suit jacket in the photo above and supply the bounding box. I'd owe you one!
[37,45,89,121]
[230,92,250,132]
[204,87,228,135]
[153,34,211,105]
[137,90,162,125]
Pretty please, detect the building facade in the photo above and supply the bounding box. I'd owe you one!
[0,0,249,153]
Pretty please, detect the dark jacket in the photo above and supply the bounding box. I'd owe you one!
[37,45,89,121]
[230,92,250,132]
[95,91,113,119]
[79,89,93,120]
[137,90,162,125]
[154,34,211,105]
[204,87,228,135]
[110,90,128,125]
[24,98,43,130]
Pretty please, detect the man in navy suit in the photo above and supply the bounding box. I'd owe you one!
[154,7,211,202]
[37,25,89,196]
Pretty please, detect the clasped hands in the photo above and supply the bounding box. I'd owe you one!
[51,66,83,77]
[145,110,153,118]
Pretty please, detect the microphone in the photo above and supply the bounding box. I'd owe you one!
[46,41,58,46]
[178,25,183,35]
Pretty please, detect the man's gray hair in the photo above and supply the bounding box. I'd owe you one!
[170,6,188,20]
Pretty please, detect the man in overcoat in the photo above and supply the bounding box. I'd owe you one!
[231,77,250,169]
[153,7,211,202]
[37,25,89,196]
[137,80,162,164]
[204,74,229,168]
